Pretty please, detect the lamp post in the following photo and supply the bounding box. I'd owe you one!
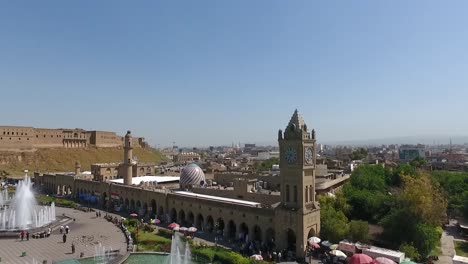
[136,219,139,252]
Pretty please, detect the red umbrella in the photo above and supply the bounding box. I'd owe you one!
[372,257,397,264]
[168,223,180,230]
[308,242,320,249]
[350,254,373,264]
[129,213,138,218]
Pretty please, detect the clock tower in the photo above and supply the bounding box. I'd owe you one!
[278,109,317,209]
[275,109,320,259]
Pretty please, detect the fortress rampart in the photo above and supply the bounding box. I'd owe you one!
[0,126,147,151]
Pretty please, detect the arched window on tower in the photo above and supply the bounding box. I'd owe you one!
[286,185,290,202]
[309,185,313,202]
[293,186,298,203]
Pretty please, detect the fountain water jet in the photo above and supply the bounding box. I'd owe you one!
[94,242,113,264]
[166,235,192,264]
[0,176,56,230]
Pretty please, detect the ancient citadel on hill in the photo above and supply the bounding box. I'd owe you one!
[0,126,148,152]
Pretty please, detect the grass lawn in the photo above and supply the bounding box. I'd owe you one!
[127,226,172,252]
[455,241,468,257]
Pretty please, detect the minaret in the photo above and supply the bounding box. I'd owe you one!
[75,161,81,175]
[123,131,133,185]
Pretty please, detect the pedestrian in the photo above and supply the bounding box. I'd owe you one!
[71,243,76,254]
[65,225,70,234]
[20,231,24,241]
[26,231,29,241]
[60,225,64,234]
[96,211,99,217]
[63,233,67,243]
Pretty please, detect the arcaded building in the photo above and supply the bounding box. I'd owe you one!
[35,110,320,258]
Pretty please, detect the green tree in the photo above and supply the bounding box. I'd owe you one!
[349,165,387,192]
[413,223,440,257]
[253,157,279,171]
[409,157,427,168]
[348,220,369,242]
[320,206,349,243]
[400,172,447,227]
[399,243,421,261]
[350,148,368,160]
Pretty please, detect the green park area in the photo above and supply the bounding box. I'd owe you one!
[123,219,263,264]
[37,195,78,208]
[455,241,468,257]
[319,158,468,261]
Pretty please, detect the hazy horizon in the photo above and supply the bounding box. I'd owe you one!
[2,1,468,146]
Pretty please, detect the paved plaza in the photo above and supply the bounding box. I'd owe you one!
[0,207,127,264]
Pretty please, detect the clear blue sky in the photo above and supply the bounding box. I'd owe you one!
[1,1,468,147]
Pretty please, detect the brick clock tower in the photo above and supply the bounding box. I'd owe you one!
[275,110,320,258]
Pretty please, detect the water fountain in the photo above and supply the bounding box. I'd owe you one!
[0,188,9,207]
[0,176,56,230]
[94,242,113,264]
[166,235,192,264]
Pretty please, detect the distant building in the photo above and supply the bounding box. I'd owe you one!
[399,144,426,161]
[174,152,201,164]
[256,151,280,160]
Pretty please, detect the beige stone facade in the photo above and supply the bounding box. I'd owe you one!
[0,126,147,151]
[174,152,201,164]
[34,110,320,259]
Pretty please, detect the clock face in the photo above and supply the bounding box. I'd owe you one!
[285,147,298,164]
[305,147,314,164]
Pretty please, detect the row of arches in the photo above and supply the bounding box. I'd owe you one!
[167,207,275,244]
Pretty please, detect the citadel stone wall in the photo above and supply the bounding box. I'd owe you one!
[0,126,147,151]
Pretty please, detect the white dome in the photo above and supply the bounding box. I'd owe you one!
[180,163,205,188]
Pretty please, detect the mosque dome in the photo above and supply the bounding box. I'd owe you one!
[180,163,206,189]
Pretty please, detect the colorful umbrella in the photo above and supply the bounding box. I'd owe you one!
[308,242,320,249]
[173,226,180,231]
[188,227,198,233]
[308,236,321,243]
[168,223,180,230]
[330,250,347,258]
[250,254,263,260]
[129,213,138,218]
[330,244,339,250]
[151,219,161,224]
[350,254,373,264]
[179,227,188,232]
[373,257,397,264]
[321,240,332,248]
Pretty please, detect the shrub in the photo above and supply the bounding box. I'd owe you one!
[400,243,421,261]
[143,224,154,233]
[124,219,138,227]
[192,247,215,262]
[158,229,173,239]
[214,250,250,264]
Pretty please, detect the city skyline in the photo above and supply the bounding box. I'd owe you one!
[2,1,468,146]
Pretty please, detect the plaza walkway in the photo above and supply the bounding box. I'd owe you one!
[0,207,127,264]
[437,219,457,264]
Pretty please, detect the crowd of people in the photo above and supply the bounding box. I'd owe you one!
[104,214,133,251]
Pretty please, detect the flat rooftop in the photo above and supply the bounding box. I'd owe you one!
[174,191,261,207]
[110,176,180,185]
